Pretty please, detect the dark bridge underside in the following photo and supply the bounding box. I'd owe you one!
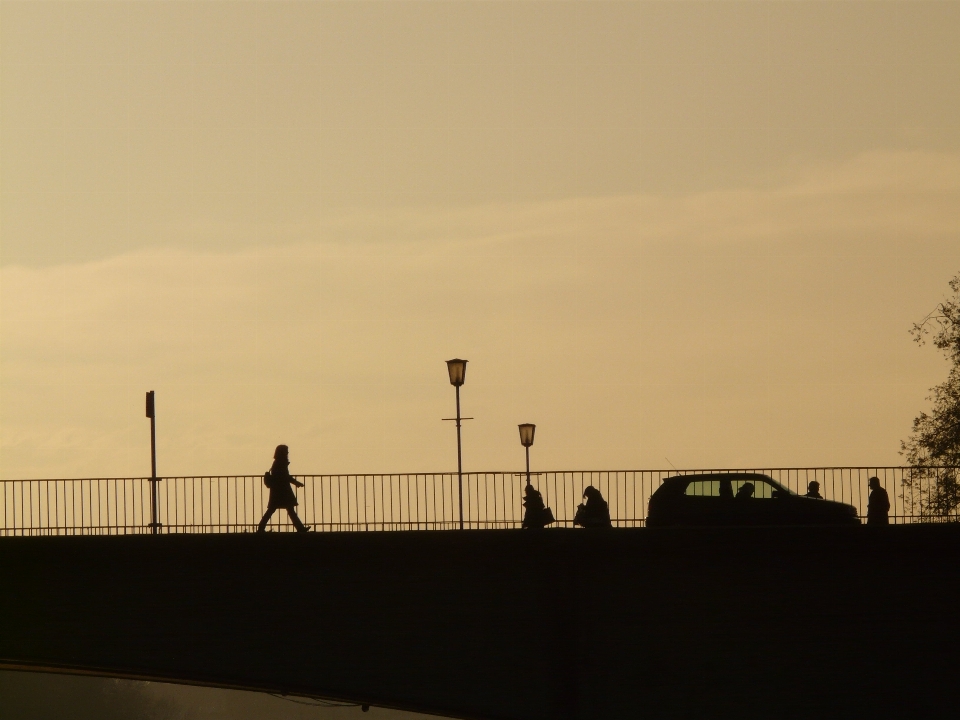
[1,526,958,720]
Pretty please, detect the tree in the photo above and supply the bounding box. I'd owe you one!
[901,272,960,519]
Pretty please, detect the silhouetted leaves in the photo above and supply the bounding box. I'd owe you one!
[902,273,960,518]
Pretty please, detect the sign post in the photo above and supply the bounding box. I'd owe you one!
[145,391,160,534]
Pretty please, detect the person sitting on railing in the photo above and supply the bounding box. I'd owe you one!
[257,445,309,533]
[867,477,890,525]
[522,483,555,529]
[573,485,612,528]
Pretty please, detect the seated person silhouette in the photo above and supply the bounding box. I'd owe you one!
[805,481,823,499]
[257,445,309,532]
[573,485,612,528]
[522,483,554,529]
[735,482,755,500]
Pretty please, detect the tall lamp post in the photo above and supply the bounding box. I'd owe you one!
[444,359,470,530]
[518,423,536,487]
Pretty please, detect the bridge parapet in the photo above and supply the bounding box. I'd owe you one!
[1,467,955,536]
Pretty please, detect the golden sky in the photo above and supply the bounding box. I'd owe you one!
[1,1,958,479]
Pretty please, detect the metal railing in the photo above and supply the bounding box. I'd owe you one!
[1,467,956,537]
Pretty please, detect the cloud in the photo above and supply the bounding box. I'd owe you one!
[1,151,957,479]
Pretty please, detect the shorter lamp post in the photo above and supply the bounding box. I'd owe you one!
[518,423,536,487]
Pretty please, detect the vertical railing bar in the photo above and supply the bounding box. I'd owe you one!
[325,474,332,532]
[175,477,181,533]
[347,475,357,529]
[319,475,326,533]
[411,475,427,530]
[335,475,341,533]
[389,474,395,531]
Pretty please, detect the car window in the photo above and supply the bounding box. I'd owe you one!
[684,480,722,497]
[731,479,777,499]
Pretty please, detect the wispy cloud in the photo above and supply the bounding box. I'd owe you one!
[2,151,957,478]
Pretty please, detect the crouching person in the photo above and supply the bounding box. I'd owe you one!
[573,485,612,528]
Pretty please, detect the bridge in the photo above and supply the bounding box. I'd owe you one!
[1,466,951,535]
[1,468,958,719]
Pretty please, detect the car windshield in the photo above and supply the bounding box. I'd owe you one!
[731,477,794,498]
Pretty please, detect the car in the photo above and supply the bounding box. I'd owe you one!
[645,473,860,527]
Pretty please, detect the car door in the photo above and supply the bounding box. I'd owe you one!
[681,479,727,525]
[729,477,790,525]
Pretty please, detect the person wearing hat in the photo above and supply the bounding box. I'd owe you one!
[867,476,890,525]
[257,445,309,532]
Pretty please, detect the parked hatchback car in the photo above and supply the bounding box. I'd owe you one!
[645,473,860,527]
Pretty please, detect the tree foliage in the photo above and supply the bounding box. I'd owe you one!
[901,273,960,519]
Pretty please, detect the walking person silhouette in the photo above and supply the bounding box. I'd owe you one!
[522,482,554,529]
[257,445,309,532]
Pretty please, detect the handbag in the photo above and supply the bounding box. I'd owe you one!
[542,507,556,525]
[263,470,274,489]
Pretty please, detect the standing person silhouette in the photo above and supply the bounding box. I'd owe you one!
[867,476,890,525]
[257,445,309,532]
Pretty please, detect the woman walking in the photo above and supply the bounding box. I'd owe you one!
[257,445,309,532]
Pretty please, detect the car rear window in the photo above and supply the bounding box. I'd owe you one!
[684,480,722,497]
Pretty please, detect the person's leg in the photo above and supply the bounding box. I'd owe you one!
[286,508,308,532]
[257,507,276,532]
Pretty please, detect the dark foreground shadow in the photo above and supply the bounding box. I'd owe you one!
[1,525,958,720]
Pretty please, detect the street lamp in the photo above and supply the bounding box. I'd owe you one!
[518,423,536,487]
[446,358,467,387]
[444,359,470,529]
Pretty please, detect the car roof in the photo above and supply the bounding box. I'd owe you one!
[653,473,778,495]
[664,472,774,483]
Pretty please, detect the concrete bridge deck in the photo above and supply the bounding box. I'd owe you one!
[1,526,958,719]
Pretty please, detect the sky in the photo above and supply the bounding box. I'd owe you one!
[2,2,959,717]
[2,1,959,482]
